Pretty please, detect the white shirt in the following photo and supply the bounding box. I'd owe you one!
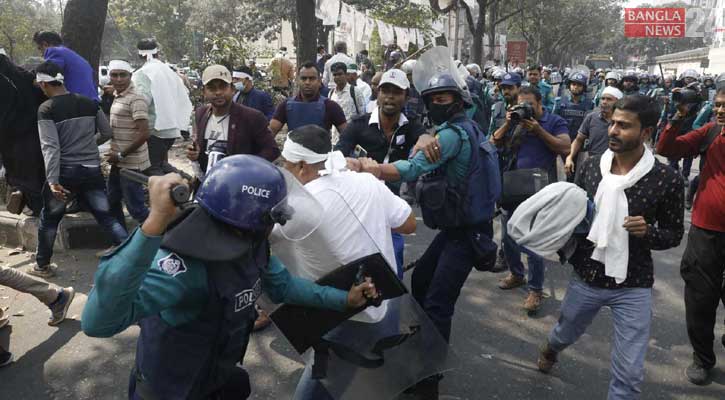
[330,83,367,121]
[366,100,377,114]
[297,171,411,323]
[356,79,372,104]
[203,114,229,151]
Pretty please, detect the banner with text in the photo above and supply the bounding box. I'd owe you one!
[624,7,724,38]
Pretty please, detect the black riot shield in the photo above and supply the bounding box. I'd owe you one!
[269,187,456,400]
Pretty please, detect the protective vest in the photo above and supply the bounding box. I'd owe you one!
[133,243,267,400]
[416,115,501,230]
[556,96,592,140]
[490,100,508,136]
[286,96,326,131]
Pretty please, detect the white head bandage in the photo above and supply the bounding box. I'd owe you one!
[281,136,329,164]
[232,71,252,80]
[138,48,159,61]
[601,86,624,100]
[108,60,133,73]
[36,72,64,83]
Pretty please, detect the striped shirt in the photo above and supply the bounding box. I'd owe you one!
[110,83,151,171]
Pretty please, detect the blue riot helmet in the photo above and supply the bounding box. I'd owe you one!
[422,73,465,125]
[492,68,507,82]
[566,72,588,92]
[421,73,464,98]
[195,155,322,238]
[549,71,563,85]
[604,71,619,87]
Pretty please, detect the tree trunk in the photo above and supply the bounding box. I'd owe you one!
[295,0,317,65]
[61,0,108,84]
[316,20,330,52]
[487,1,498,61]
[470,7,486,66]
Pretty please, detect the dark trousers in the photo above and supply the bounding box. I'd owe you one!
[412,226,486,342]
[680,225,725,369]
[36,166,128,266]
[146,136,180,176]
[107,166,149,228]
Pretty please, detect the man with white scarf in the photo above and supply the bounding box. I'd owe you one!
[132,38,193,176]
[279,124,416,400]
[537,95,684,400]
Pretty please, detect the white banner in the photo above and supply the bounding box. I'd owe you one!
[377,20,395,46]
[339,3,354,33]
[395,27,411,51]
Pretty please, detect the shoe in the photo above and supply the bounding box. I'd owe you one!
[0,350,13,368]
[27,264,55,278]
[65,198,81,214]
[489,251,509,273]
[6,190,26,215]
[524,291,543,313]
[48,287,75,326]
[498,273,526,290]
[537,342,558,373]
[685,362,711,385]
[253,306,271,332]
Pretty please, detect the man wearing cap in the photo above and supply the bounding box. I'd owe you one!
[565,87,623,180]
[33,31,97,102]
[269,62,348,140]
[103,60,151,228]
[346,63,372,106]
[32,61,128,278]
[488,72,522,138]
[187,65,280,179]
[335,69,426,275]
[232,66,274,121]
[133,38,193,176]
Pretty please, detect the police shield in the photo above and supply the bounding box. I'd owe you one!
[268,188,456,400]
[412,46,465,95]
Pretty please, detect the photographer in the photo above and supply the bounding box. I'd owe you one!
[491,86,570,313]
[665,86,702,185]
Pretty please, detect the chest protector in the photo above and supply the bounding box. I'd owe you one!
[134,243,268,400]
[491,101,507,132]
[286,97,326,131]
[415,116,501,230]
[558,96,592,139]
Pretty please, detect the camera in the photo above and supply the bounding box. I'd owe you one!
[672,88,700,105]
[510,102,534,123]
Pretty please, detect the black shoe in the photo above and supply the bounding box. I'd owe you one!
[489,251,508,273]
[0,350,13,368]
[685,362,711,385]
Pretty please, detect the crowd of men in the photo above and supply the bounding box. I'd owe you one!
[0,30,724,400]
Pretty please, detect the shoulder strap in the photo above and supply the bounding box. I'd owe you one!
[350,85,360,115]
[700,123,721,155]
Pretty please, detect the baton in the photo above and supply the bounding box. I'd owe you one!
[658,63,665,83]
[120,169,191,206]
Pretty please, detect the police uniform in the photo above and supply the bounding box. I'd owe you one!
[553,95,593,140]
[82,156,351,400]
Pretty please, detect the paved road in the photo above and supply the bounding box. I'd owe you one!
[0,210,723,399]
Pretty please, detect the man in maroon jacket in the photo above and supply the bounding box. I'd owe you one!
[656,87,725,385]
[187,65,280,174]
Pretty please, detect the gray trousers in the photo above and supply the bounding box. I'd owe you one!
[0,265,59,305]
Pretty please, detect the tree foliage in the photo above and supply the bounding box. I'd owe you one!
[0,0,62,63]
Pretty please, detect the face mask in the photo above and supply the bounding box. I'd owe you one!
[234,82,245,91]
[428,102,455,126]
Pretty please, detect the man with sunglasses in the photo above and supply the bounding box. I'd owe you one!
[103,60,151,228]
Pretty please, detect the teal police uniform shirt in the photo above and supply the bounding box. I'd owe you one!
[82,228,349,336]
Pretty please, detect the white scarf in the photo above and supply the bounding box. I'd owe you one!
[587,148,655,283]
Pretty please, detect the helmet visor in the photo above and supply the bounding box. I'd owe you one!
[271,168,323,241]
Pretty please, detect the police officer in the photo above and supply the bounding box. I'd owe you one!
[621,70,642,97]
[81,156,377,400]
[353,73,500,398]
[593,71,621,106]
[553,72,593,145]
[488,72,522,138]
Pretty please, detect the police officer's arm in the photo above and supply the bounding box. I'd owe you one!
[334,120,358,155]
[262,256,376,310]
[82,175,207,337]
[269,101,287,135]
[328,100,349,133]
[490,115,511,145]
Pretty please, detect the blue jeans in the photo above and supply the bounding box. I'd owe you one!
[391,231,404,279]
[36,166,128,267]
[411,227,480,342]
[501,211,546,291]
[548,277,652,400]
[107,166,149,227]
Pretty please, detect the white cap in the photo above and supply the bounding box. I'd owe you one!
[108,60,133,73]
[232,71,252,80]
[601,86,624,100]
[379,69,409,90]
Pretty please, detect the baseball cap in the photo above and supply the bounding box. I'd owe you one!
[500,72,522,87]
[202,65,232,85]
[347,63,359,74]
[378,69,409,90]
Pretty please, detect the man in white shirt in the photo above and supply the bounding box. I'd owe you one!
[329,62,367,144]
[346,63,372,106]
[279,124,416,400]
[322,41,354,87]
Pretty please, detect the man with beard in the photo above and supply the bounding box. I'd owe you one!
[538,95,684,399]
[621,71,642,97]
[488,73,521,137]
[656,88,725,385]
[335,69,425,275]
[565,87,623,179]
[365,72,384,113]
[187,65,280,175]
